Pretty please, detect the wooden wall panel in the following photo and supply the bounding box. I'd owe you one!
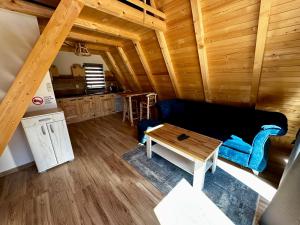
[140,30,176,99]
[156,0,205,100]
[201,0,260,105]
[256,0,300,146]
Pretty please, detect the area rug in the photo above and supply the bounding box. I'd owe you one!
[123,145,259,225]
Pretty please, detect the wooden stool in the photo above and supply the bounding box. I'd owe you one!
[123,97,139,124]
[139,93,157,120]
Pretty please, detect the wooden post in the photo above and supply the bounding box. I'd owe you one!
[117,47,142,90]
[190,0,210,102]
[0,0,84,154]
[250,0,272,106]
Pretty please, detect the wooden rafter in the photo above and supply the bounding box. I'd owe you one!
[84,0,166,31]
[133,40,157,93]
[98,51,124,88]
[150,0,180,98]
[0,0,84,154]
[106,52,128,90]
[0,0,140,41]
[190,0,210,101]
[117,47,142,90]
[250,0,272,105]
[156,31,181,98]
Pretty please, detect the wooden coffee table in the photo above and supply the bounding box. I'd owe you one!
[145,123,222,190]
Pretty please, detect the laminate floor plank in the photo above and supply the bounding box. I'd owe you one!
[0,113,283,225]
[0,114,161,225]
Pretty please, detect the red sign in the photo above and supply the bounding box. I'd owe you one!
[32,96,44,105]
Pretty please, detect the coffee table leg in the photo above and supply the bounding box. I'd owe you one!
[211,148,219,173]
[193,160,206,190]
[146,135,152,159]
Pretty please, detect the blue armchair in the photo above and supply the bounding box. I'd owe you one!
[137,99,288,173]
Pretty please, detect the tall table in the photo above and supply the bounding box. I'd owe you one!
[146,123,222,190]
[119,91,151,126]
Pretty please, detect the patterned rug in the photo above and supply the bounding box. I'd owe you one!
[123,145,259,225]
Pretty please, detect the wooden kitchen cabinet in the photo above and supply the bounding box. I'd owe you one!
[77,97,94,121]
[102,95,115,116]
[93,95,105,117]
[57,98,80,124]
[57,94,121,124]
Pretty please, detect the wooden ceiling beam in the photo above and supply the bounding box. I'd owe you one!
[85,43,111,52]
[68,31,124,46]
[133,41,157,93]
[117,47,142,90]
[60,43,111,53]
[40,20,124,47]
[84,0,166,31]
[0,0,141,41]
[74,18,141,41]
[0,0,84,154]
[0,0,52,18]
[106,52,128,90]
[190,0,210,102]
[250,0,272,106]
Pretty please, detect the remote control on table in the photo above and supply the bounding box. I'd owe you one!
[177,134,189,141]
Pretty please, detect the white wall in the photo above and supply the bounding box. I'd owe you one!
[0,9,57,173]
[53,51,108,75]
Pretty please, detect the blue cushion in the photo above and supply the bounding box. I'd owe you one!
[222,135,252,154]
[219,145,250,167]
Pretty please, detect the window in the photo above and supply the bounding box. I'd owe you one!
[83,63,105,92]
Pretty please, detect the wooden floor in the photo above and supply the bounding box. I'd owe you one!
[0,114,162,225]
[0,113,287,224]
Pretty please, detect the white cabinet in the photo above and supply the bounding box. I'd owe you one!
[21,108,74,172]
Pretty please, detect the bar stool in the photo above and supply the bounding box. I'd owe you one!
[123,97,139,124]
[139,93,157,120]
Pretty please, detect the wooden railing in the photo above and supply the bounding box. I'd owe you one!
[119,0,165,20]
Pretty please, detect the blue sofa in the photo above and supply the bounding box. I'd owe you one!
[138,99,288,173]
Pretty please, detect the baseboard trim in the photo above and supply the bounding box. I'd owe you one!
[0,162,35,178]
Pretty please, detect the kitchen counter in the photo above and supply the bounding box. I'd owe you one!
[56,92,122,99]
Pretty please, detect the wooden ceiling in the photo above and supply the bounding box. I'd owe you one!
[0,0,299,152]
